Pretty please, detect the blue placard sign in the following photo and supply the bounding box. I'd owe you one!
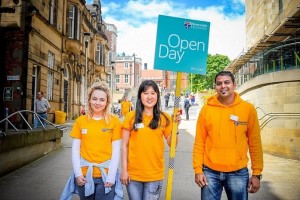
[154,15,210,74]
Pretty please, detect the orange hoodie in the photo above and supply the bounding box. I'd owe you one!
[193,92,263,175]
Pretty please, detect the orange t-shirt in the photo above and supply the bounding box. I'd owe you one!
[121,101,132,116]
[122,111,172,181]
[70,115,122,177]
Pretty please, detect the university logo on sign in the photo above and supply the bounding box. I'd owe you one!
[154,15,210,74]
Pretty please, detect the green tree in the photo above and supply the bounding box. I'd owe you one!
[188,54,230,91]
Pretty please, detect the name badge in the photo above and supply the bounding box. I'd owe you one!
[81,129,88,134]
[230,115,238,122]
[135,123,144,129]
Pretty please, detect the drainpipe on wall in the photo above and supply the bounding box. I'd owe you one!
[21,1,31,126]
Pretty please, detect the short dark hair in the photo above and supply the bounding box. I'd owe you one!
[214,71,235,84]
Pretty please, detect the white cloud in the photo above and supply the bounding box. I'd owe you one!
[102,0,246,68]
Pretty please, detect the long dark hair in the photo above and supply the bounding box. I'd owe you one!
[133,80,170,130]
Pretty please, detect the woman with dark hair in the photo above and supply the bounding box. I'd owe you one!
[120,80,180,200]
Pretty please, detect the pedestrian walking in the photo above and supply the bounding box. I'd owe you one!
[164,92,170,109]
[34,91,51,128]
[190,93,196,105]
[60,80,123,200]
[183,94,191,120]
[120,80,181,200]
[117,99,122,117]
[193,71,263,200]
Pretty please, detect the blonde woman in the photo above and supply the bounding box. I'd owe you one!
[61,80,123,200]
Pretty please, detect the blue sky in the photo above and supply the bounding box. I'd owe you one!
[87,0,246,68]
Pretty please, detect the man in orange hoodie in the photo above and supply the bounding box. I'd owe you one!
[193,71,263,200]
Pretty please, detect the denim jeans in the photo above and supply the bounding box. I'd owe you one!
[184,106,190,120]
[126,180,163,200]
[76,178,115,200]
[201,165,249,200]
[34,113,47,128]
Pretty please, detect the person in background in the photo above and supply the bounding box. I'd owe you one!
[164,92,170,109]
[121,96,132,118]
[193,71,263,200]
[34,91,51,128]
[190,94,196,106]
[60,80,123,200]
[183,94,191,120]
[117,99,122,118]
[120,80,181,200]
[80,106,86,115]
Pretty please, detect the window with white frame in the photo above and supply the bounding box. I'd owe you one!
[125,74,129,83]
[124,62,128,68]
[95,43,105,65]
[47,72,53,100]
[95,43,102,64]
[115,75,120,83]
[47,51,54,100]
[67,5,80,39]
[48,51,54,69]
[49,0,58,26]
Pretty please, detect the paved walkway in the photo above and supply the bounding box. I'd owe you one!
[0,104,300,199]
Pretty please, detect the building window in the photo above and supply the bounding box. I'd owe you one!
[48,51,54,69]
[278,0,283,13]
[108,51,116,64]
[49,0,58,26]
[47,71,53,100]
[115,75,120,83]
[124,62,128,68]
[125,74,129,83]
[74,81,78,103]
[95,43,105,65]
[67,5,80,39]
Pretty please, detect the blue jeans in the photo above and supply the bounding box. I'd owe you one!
[126,180,163,200]
[34,113,47,128]
[201,165,249,200]
[184,106,190,120]
[77,178,115,200]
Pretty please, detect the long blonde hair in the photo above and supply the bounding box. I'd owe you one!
[86,79,112,123]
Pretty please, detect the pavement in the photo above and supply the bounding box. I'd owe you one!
[0,100,300,200]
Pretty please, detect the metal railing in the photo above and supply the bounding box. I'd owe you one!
[256,107,300,130]
[0,110,67,136]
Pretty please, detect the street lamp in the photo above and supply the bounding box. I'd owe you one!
[190,73,193,93]
[33,64,38,113]
[84,32,91,113]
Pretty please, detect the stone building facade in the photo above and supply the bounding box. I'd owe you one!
[114,53,188,94]
[0,0,109,123]
[226,0,300,160]
[114,54,142,91]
